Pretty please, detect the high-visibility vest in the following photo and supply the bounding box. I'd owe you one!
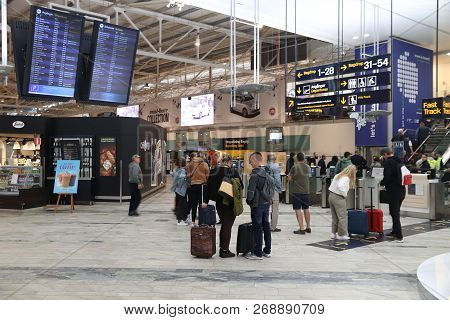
[428,158,437,170]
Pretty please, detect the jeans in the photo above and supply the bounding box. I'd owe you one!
[129,183,141,213]
[187,184,203,222]
[216,203,236,251]
[388,187,406,239]
[251,204,271,257]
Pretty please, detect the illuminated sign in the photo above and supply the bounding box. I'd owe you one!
[338,89,391,107]
[422,98,445,119]
[295,96,337,111]
[296,55,391,82]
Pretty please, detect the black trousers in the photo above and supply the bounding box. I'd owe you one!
[388,188,406,238]
[216,203,236,251]
[129,183,142,213]
[187,184,203,222]
[175,193,189,221]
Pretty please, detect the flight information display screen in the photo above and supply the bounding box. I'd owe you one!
[88,22,139,105]
[25,6,84,98]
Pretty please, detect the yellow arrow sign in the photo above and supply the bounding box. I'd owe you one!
[297,72,302,78]
[341,97,346,104]
[289,99,294,108]
[296,87,302,94]
[341,64,347,71]
[341,80,347,87]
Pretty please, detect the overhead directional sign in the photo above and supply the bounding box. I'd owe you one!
[286,97,296,112]
[296,80,336,96]
[296,54,391,82]
[295,96,337,111]
[339,72,391,91]
[338,89,391,107]
[339,54,390,75]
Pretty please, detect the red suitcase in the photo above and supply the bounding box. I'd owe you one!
[366,187,384,235]
[366,208,384,235]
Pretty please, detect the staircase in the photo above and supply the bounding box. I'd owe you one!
[423,124,450,155]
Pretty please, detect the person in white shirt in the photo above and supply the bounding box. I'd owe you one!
[328,165,357,240]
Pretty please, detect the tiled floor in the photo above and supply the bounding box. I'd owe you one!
[0,184,449,300]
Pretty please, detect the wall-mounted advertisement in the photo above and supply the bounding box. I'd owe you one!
[99,137,117,177]
[180,93,214,126]
[53,160,80,194]
[230,93,261,118]
[117,105,139,118]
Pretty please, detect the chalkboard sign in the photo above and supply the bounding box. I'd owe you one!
[61,140,81,160]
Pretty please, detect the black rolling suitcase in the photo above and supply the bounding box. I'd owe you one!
[236,223,254,256]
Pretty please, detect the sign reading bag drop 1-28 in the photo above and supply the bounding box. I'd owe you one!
[53,160,80,194]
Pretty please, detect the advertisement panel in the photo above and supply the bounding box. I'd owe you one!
[53,160,80,194]
[180,93,214,126]
[99,137,117,177]
[392,38,433,133]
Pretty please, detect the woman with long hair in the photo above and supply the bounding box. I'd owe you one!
[202,155,242,258]
[328,164,357,240]
[171,158,189,226]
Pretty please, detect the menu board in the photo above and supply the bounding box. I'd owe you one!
[25,6,83,98]
[61,140,81,160]
[88,22,139,104]
[99,137,117,177]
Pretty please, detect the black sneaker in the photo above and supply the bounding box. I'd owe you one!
[293,229,306,235]
[128,212,140,217]
[386,232,395,237]
[305,227,311,233]
[219,250,236,258]
[271,228,281,232]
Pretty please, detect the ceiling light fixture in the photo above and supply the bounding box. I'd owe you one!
[166,0,185,11]
[446,52,450,56]
[195,33,201,47]
[364,33,370,38]
[352,35,359,40]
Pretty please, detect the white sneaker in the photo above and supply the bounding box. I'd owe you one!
[393,238,404,243]
[177,220,189,226]
[245,253,263,260]
[336,234,350,241]
[263,252,271,258]
[330,233,336,239]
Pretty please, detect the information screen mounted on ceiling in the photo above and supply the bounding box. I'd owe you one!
[23,6,84,99]
[180,94,215,126]
[87,22,139,105]
[116,105,139,118]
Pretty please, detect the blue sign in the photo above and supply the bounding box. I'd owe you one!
[53,160,80,194]
[392,38,433,134]
[354,42,389,147]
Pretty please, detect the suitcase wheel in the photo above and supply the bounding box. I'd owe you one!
[379,232,384,236]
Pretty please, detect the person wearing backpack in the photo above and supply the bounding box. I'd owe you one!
[266,154,282,232]
[246,152,273,260]
[288,152,311,235]
[202,155,242,258]
[380,147,405,243]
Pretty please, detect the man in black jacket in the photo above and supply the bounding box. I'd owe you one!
[246,152,271,260]
[380,148,405,242]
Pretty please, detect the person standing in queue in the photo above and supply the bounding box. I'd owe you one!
[335,152,352,174]
[246,152,272,260]
[286,152,295,175]
[328,165,357,240]
[171,158,189,226]
[289,152,311,235]
[317,155,327,176]
[128,154,144,217]
[186,152,210,225]
[266,154,282,232]
[202,155,243,258]
[380,147,405,243]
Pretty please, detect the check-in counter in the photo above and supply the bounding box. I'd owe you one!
[401,174,450,220]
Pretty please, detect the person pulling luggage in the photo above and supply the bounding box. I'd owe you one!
[328,165,357,240]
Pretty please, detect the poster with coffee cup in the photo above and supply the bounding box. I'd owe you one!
[53,160,80,194]
[99,137,116,177]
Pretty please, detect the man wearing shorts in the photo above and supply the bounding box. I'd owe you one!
[288,152,311,235]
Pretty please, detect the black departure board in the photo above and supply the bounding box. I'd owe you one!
[25,6,83,98]
[88,22,139,105]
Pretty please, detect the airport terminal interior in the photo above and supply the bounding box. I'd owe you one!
[0,0,449,300]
